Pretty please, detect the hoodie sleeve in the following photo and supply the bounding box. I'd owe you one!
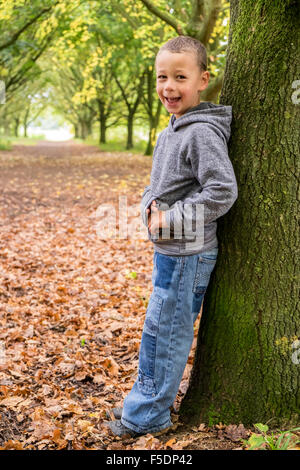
[140,131,163,227]
[140,185,156,227]
[164,125,238,235]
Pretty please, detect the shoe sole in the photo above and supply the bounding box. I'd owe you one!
[117,423,178,439]
[151,422,178,437]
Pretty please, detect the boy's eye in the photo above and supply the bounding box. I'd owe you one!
[157,75,186,79]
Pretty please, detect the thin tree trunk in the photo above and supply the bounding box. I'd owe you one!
[4,121,11,136]
[74,124,79,139]
[144,100,162,156]
[23,106,31,138]
[99,118,106,144]
[180,0,300,428]
[14,117,20,137]
[98,100,107,144]
[126,112,134,150]
[145,119,155,156]
[80,121,86,140]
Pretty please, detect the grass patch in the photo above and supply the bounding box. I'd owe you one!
[242,423,300,450]
[0,135,45,147]
[74,137,151,155]
[0,139,12,150]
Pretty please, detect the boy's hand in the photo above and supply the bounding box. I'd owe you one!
[146,200,168,235]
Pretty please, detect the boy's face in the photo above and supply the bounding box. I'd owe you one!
[155,50,209,119]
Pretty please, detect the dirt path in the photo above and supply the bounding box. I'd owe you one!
[0,141,248,450]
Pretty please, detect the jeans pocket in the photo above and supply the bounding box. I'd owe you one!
[192,252,218,294]
[138,293,163,395]
[143,293,163,337]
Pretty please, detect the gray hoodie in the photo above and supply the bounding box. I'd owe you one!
[141,102,238,256]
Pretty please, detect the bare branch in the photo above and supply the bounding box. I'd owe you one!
[198,0,222,46]
[192,0,206,23]
[0,2,58,52]
[139,0,185,35]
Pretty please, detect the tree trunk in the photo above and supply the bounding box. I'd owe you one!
[144,120,155,156]
[14,117,20,137]
[145,99,162,156]
[23,122,28,138]
[80,120,86,140]
[86,118,92,138]
[126,112,134,150]
[99,118,106,144]
[98,100,107,144]
[3,119,11,136]
[74,124,79,139]
[23,107,30,138]
[180,0,300,428]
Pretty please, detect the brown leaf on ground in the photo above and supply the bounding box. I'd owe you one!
[0,142,252,450]
[223,424,249,442]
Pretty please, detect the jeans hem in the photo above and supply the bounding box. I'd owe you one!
[120,416,173,434]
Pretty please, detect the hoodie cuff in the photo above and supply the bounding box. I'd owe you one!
[141,195,156,227]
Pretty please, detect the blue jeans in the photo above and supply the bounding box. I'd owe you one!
[121,247,218,434]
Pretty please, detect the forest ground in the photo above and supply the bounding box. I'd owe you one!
[0,140,254,450]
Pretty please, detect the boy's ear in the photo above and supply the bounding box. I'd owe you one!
[198,71,210,92]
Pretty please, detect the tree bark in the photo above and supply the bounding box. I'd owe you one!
[74,124,79,139]
[98,99,107,144]
[126,112,134,150]
[144,100,162,156]
[180,0,300,428]
[99,118,106,144]
[143,67,163,156]
[14,117,19,137]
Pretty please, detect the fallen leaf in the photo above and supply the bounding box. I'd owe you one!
[224,424,249,442]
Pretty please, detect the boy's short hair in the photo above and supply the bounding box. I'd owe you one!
[155,36,207,72]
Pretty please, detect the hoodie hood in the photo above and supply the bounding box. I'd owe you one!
[169,102,232,143]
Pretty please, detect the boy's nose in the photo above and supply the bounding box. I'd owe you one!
[164,80,176,91]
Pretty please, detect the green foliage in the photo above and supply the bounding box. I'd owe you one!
[3,135,44,145]
[0,0,230,146]
[0,138,12,150]
[74,136,150,155]
[242,423,300,450]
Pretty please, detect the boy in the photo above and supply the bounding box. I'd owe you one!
[106,36,238,437]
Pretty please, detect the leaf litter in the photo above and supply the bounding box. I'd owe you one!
[0,141,252,450]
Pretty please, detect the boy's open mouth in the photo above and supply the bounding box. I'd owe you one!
[165,97,181,103]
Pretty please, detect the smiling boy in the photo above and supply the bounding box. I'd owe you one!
[106,36,238,438]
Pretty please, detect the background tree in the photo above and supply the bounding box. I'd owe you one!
[180,0,300,428]
[0,0,230,151]
[0,0,78,99]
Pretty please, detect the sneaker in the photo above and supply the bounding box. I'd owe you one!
[106,419,143,438]
[105,407,123,420]
[106,419,175,438]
